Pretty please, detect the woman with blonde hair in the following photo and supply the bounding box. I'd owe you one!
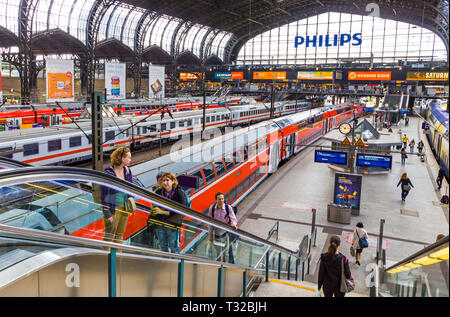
[152,172,187,253]
[397,172,414,202]
[101,147,133,243]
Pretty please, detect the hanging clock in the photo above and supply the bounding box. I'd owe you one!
[339,123,352,135]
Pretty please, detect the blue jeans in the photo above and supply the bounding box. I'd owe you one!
[155,226,179,253]
[401,156,406,165]
[401,190,410,200]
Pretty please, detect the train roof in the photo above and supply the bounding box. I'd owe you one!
[429,101,449,131]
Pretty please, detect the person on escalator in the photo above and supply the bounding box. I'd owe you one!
[101,147,133,244]
[318,235,352,297]
[152,172,187,254]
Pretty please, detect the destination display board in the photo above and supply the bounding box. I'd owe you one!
[314,150,348,165]
[356,154,392,169]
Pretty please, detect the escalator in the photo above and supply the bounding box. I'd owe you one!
[0,166,303,296]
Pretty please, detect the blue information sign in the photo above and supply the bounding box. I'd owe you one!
[356,154,392,169]
[315,150,348,165]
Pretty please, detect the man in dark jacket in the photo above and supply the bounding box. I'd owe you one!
[437,164,445,190]
[318,236,352,297]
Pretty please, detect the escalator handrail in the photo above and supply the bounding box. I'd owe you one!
[0,166,300,257]
[0,223,263,273]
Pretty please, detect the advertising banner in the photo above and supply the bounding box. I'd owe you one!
[149,65,165,99]
[105,62,126,100]
[406,72,448,81]
[253,71,286,80]
[298,71,333,80]
[348,71,391,81]
[214,72,244,80]
[179,72,202,81]
[46,58,74,102]
[333,172,362,211]
[0,57,2,101]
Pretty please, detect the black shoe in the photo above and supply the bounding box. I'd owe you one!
[356,261,361,266]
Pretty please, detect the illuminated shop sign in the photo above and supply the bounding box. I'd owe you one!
[294,33,362,48]
[253,71,287,80]
[298,71,333,80]
[348,71,391,81]
[214,72,244,80]
[179,72,202,80]
[406,72,448,81]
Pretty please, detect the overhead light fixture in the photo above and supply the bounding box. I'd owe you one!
[413,256,442,266]
[404,262,422,269]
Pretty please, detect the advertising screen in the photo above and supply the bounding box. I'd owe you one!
[348,71,391,81]
[46,59,74,102]
[179,72,202,81]
[298,71,333,80]
[356,154,392,169]
[105,62,126,100]
[333,173,362,211]
[253,71,286,80]
[315,150,348,165]
[214,72,244,80]
[149,66,165,98]
[406,72,448,81]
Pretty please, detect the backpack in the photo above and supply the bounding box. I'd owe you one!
[441,195,449,204]
[211,202,233,224]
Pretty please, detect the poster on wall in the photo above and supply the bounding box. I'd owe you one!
[149,65,165,98]
[333,172,362,213]
[46,58,74,102]
[105,62,126,100]
[0,57,3,101]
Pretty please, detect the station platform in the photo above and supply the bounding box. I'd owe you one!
[236,115,449,296]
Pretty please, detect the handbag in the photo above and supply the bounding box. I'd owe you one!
[340,257,355,293]
[402,183,412,192]
[356,230,369,249]
[350,246,356,257]
[125,196,136,213]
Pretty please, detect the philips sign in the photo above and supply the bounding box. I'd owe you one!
[294,33,362,48]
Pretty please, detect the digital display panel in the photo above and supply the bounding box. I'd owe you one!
[314,150,348,165]
[356,154,392,169]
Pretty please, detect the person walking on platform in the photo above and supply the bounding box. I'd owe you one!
[436,164,445,190]
[208,192,238,263]
[397,173,414,202]
[405,117,409,127]
[402,134,409,149]
[409,139,415,153]
[152,172,187,254]
[417,140,424,154]
[318,236,352,298]
[351,222,369,266]
[400,147,408,165]
[101,147,134,244]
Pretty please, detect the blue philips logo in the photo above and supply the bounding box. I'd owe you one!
[294,33,362,48]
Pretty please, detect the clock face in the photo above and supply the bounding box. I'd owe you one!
[339,123,352,135]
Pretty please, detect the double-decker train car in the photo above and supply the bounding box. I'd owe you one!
[0,103,86,130]
[426,100,449,182]
[0,100,311,166]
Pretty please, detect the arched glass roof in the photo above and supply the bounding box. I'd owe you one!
[237,12,447,65]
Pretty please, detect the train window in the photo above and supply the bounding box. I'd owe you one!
[221,115,225,120]
[105,131,115,142]
[244,176,250,191]
[0,147,13,158]
[232,150,242,166]
[224,191,230,204]
[211,116,215,122]
[149,125,156,132]
[250,170,256,185]
[23,143,39,156]
[216,115,220,121]
[179,120,184,127]
[223,154,234,171]
[48,139,62,152]
[143,127,147,134]
[229,186,237,203]
[69,136,82,148]
[213,160,226,178]
[206,117,210,123]
[191,170,205,192]
[248,143,256,158]
[237,181,244,197]
[125,107,130,111]
[242,146,248,161]
[161,123,166,131]
[187,119,192,126]
[202,164,216,185]
[170,121,176,129]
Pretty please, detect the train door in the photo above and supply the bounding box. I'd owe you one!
[268,142,280,173]
[289,133,296,157]
[436,134,442,160]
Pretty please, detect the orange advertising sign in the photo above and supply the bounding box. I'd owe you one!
[253,71,287,80]
[180,72,202,80]
[348,71,391,81]
[47,72,73,99]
